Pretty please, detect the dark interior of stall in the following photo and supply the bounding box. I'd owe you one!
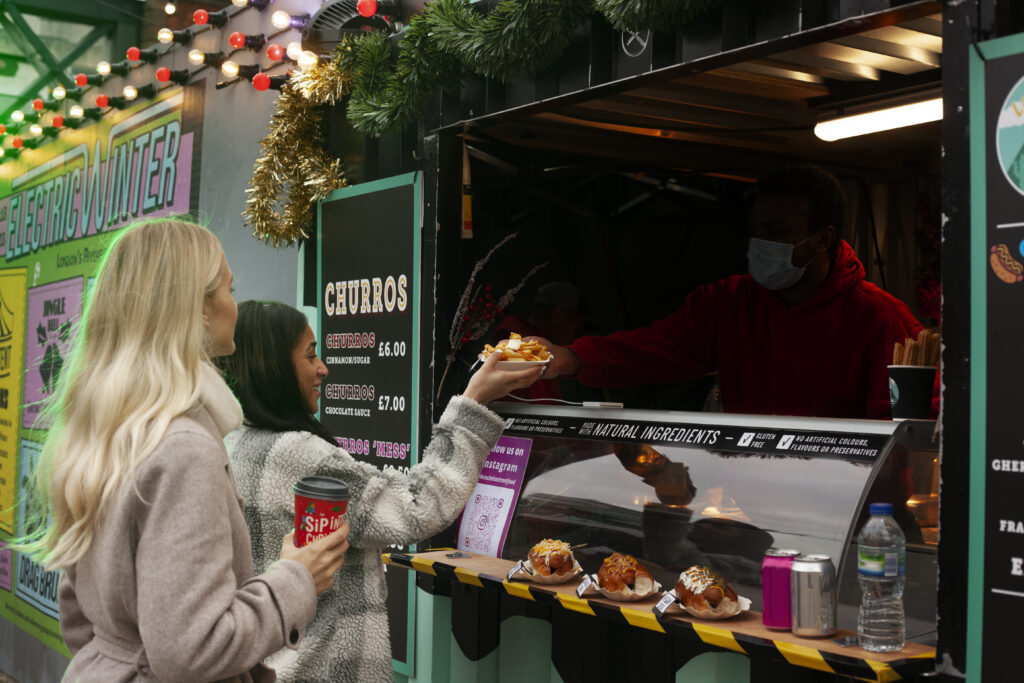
[436,8,945,411]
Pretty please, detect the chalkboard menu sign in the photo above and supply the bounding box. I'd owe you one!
[970,36,1024,682]
[317,172,421,674]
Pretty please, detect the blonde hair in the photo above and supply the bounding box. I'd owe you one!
[17,220,225,570]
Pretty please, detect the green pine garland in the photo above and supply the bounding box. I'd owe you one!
[594,0,722,31]
[428,0,592,82]
[345,0,722,137]
[345,19,463,137]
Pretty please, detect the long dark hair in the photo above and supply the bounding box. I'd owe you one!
[219,300,336,444]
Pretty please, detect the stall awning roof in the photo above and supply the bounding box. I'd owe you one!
[459,3,942,180]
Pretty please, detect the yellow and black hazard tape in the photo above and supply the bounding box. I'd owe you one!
[383,553,934,683]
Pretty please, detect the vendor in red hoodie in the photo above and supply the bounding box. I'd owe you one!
[530,164,925,419]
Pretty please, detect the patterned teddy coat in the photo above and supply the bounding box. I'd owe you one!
[227,395,504,683]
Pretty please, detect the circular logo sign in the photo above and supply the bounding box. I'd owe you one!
[996,74,1024,196]
[889,377,900,407]
[620,29,651,58]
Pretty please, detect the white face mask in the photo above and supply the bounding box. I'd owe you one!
[746,234,817,291]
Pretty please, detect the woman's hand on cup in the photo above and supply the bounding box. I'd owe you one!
[279,523,350,594]
[462,350,545,404]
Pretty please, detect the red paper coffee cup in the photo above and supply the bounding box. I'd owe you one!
[293,475,350,547]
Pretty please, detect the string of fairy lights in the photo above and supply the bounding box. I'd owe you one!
[0,0,325,165]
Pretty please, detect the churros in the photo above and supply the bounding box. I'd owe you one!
[482,333,551,362]
[892,328,940,367]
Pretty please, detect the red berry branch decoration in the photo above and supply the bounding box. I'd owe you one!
[436,231,548,402]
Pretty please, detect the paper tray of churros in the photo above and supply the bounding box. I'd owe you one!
[481,333,551,369]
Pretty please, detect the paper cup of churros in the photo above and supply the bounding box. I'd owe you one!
[889,329,939,419]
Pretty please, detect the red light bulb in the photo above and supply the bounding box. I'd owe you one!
[12,137,23,149]
[156,67,171,82]
[357,0,377,17]
[32,98,44,111]
[266,43,284,61]
[252,72,270,91]
[193,9,209,24]
[96,94,109,108]
[75,73,88,87]
[127,46,141,61]
[229,31,246,49]
[0,124,6,135]
[52,115,64,128]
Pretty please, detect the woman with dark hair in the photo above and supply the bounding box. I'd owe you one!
[222,300,542,683]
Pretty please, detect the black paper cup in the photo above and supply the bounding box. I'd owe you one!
[888,365,936,419]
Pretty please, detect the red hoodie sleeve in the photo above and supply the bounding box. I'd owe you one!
[568,285,718,388]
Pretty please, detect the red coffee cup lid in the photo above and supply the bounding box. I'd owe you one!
[293,475,349,500]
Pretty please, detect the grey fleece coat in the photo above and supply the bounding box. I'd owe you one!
[58,366,318,683]
[227,395,504,683]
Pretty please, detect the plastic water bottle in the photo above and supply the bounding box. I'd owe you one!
[857,502,906,652]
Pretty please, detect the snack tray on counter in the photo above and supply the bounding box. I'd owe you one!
[383,550,936,683]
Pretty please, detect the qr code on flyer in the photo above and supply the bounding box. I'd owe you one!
[458,483,514,557]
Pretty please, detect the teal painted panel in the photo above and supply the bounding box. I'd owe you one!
[677,651,750,683]
[498,617,552,683]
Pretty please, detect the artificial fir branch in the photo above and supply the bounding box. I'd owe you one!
[593,0,722,31]
[429,0,592,82]
[345,0,723,136]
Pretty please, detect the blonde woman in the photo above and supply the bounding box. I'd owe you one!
[15,220,349,682]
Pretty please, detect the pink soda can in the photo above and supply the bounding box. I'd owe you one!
[762,548,801,630]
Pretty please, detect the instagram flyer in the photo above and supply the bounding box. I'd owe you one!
[457,436,532,557]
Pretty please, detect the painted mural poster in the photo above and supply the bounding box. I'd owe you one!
[14,439,57,620]
[0,83,202,655]
[21,278,82,430]
[0,268,26,533]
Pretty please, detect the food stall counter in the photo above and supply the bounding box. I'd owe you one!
[384,549,935,683]
[409,403,940,682]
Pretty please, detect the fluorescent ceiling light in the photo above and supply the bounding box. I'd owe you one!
[814,97,943,142]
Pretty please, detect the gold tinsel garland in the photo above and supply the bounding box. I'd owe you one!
[243,58,352,246]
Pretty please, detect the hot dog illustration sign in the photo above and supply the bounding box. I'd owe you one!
[970,37,1024,682]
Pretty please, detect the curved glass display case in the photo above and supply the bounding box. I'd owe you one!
[492,403,938,644]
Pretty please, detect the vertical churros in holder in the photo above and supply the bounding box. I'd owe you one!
[889,328,939,419]
[892,328,940,367]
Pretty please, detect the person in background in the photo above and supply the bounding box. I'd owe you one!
[531,165,926,419]
[221,301,543,683]
[13,221,349,682]
[492,281,586,403]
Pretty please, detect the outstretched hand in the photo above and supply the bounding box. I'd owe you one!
[463,350,545,405]
[521,336,579,379]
